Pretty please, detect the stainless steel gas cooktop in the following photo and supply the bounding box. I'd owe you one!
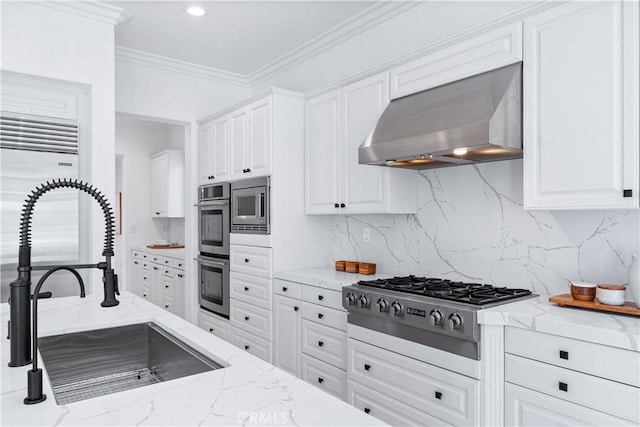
[342,275,536,360]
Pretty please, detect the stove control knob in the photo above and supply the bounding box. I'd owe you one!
[391,301,403,316]
[345,292,357,306]
[448,313,463,330]
[376,298,388,312]
[429,309,443,326]
[358,294,370,308]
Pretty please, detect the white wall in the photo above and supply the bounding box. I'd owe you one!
[1,2,117,293]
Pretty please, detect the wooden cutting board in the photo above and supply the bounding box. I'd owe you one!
[146,244,185,249]
[549,294,640,316]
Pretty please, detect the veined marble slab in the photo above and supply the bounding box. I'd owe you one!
[1,292,386,426]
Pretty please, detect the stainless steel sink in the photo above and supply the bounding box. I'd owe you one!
[38,322,224,404]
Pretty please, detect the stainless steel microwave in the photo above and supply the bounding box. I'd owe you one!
[230,176,270,234]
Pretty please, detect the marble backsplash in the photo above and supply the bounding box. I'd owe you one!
[329,160,639,297]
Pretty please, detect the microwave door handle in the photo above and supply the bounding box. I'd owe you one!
[259,193,265,219]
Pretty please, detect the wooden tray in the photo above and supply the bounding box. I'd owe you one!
[146,244,185,249]
[549,294,640,316]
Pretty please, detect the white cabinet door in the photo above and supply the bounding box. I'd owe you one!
[247,96,272,178]
[305,90,342,214]
[150,153,168,217]
[198,121,214,184]
[229,108,248,180]
[341,72,390,213]
[523,1,639,209]
[505,383,634,427]
[273,294,301,377]
[130,256,143,296]
[211,116,229,182]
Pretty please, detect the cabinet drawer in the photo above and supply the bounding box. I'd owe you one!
[390,22,522,99]
[349,338,478,426]
[505,327,640,387]
[301,319,347,369]
[230,245,272,278]
[230,299,272,340]
[132,250,142,259]
[198,309,230,341]
[505,382,635,427]
[505,354,639,423]
[230,326,272,363]
[301,285,344,311]
[349,380,451,427]
[274,279,302,299]
[301,301,347,331]
[301,354,346,401]
[230,272,272,309]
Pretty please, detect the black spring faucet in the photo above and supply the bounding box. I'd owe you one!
[7,179,120,403]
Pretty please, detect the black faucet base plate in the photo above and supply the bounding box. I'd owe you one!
[24,394,46,405]
[8,360,32,367]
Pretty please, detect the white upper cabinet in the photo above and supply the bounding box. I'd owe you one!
[523,1,639,210]
[198,93,275,183]
[198,116,229,185]
[151,150,184,218]
[390,22,523,100]
[305,72,418,214]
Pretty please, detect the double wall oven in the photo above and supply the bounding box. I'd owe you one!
[197,182,230,318]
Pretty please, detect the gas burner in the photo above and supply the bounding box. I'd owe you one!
[357,275,532,305]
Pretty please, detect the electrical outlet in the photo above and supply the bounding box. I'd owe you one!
[362,228,371,243]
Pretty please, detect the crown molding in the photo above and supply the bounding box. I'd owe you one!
[115,47,250,88]
[248,1,420,89]
[31,0,128,26]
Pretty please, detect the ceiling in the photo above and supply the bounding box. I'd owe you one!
[111,1,379,76]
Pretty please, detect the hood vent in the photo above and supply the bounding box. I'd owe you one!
[359,63,522,170]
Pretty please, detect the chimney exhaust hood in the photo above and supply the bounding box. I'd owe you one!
[359,63,522,170]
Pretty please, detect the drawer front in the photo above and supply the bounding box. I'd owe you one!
[230,272,272,309]
[349,380,451,427]
[132,250,142,260]
[198,309,230,341]
[301,319,347,369]
[505,382,635,427]
[301,354,347,401]
[158,256,175,268]
[274,279,302,299]
[506,354,640,423]
[230,299,272,340]
[349,338,479,426]
[505,327,640,387]
[301,285,344,311]
[230,326,272,363]
[174,259,185,270]
[230,245,272,278]
[301,301,347,331]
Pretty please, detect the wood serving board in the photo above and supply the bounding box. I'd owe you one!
[145,244,185,249]
[549,294,640,316]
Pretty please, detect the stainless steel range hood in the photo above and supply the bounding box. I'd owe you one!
[359,63,522,170]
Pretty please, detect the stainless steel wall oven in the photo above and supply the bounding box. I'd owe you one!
[197,183,230,318]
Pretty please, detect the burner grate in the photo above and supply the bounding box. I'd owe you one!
[357,276,532,305]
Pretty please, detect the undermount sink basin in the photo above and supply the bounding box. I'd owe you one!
[38,322,224,405]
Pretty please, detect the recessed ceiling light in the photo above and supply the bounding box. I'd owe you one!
[186,6,206,17]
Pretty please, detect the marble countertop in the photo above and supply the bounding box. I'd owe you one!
[1,292,385,426]
[276,267,640,352]
[132,245,185,259]
[274,266,392,292]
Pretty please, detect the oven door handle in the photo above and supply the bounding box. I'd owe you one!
[195,257,228,267]
[195,200,229,207]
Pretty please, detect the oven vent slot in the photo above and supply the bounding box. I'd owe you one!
[231,224,268,234]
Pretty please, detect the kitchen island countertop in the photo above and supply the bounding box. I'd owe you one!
[1,292,385,426]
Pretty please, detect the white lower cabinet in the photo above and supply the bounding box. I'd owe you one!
[504,327,640,425]
[348,338,478,426]
[230,325,272,363]
[273,294,301,377]
[505,383,635,427]
[130,249,185,318]
[349,380,451,427]
[301,354,346,400]
[272,279,348,401]
[198,308,230,341]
